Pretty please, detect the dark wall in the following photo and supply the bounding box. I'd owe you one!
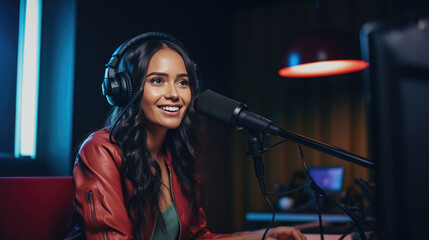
[0,0,19,157]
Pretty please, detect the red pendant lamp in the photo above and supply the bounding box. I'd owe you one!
[278,2,369,78]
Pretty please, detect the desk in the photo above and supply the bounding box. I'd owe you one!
[246,212,375,223]
[304,234,352,240]
[246,212,375,234]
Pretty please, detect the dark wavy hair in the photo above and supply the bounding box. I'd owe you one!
[104,39,201,239]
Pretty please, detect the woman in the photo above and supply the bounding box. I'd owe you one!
[73,32,306,240]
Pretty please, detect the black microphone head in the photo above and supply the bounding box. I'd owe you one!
[194,89,246,129]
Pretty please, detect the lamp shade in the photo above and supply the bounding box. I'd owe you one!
[279,25,369,78]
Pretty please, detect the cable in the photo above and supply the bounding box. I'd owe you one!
[255,135,303,239]
[263,139,289,153]
[262,194,275,240]
[266,184,308,196]
[297,144,325,240]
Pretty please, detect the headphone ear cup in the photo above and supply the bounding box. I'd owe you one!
[101,71,133,106]
[115,71,133,106]
[101,76,118,106]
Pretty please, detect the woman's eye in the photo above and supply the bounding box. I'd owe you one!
[178,80,189,86]
[150,78,163,84]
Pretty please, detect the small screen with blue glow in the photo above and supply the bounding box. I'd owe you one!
[308,166,344,194]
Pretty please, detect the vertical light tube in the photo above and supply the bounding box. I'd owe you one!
[15,0,43,159]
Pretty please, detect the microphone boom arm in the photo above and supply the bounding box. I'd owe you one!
[267,124,374,169]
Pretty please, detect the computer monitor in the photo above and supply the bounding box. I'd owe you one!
[360,14,429,240]
[308,166,344,195]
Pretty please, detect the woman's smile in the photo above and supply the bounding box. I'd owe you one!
[158,104,182,116]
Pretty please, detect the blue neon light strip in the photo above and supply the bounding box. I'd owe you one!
[15,0,43,159]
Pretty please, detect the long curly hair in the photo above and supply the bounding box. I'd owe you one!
[104,38,201,239]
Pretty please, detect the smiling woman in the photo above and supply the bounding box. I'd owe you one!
[67,32,306,240]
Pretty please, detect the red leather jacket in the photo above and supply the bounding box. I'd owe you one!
[73,129,232,240]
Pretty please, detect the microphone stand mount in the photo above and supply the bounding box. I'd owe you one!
[247,129,267,196]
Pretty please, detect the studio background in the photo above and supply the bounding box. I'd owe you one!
[1,0,428,234]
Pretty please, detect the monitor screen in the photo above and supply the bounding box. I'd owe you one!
[308,166,344,194]
[360,14,429,240]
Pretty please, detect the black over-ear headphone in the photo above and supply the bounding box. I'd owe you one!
[101,32,194,107]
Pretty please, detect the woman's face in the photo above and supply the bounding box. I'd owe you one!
[141,48,192,130]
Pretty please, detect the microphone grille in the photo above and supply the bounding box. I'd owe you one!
[194,90,243,127]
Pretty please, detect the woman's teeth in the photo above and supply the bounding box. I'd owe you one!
[160,106,180,112]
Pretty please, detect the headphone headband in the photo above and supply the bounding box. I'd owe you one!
[107,32,190,69]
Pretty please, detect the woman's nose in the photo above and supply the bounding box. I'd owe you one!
[165,84,179,100]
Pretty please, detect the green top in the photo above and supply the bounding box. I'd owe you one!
[151,203,180,240]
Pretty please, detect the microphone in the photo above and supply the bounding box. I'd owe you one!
[194,90,282,135]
